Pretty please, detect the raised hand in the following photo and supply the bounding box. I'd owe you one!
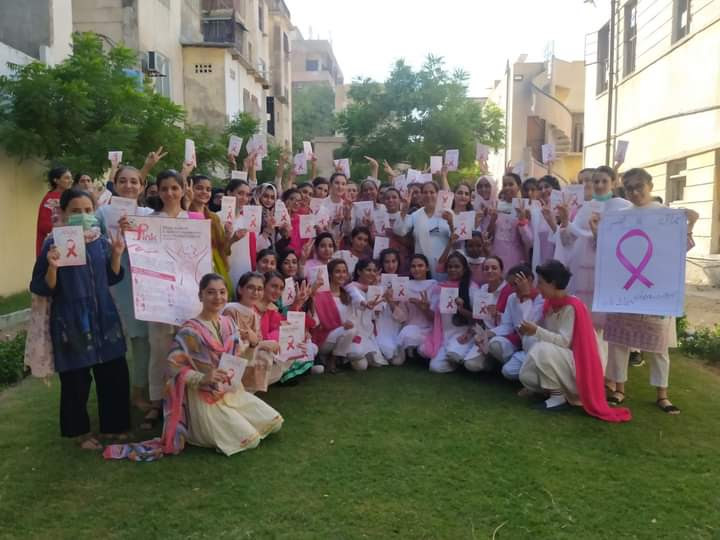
[144,146,168,171]
[109,230,126,258]
[382,159,397,179]
[364,156,379,178]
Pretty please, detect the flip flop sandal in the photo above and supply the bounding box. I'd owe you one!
[657,399,680,414]
[608,391,625,405]
[77,437,103,451]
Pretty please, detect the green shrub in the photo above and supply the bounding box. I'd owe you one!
[678,319,720,364]
[0,332,27,387]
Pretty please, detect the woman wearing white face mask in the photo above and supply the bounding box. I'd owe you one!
[556,166,631,361]
[30,189,130,451]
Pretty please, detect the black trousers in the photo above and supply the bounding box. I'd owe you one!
[58,357,131,438]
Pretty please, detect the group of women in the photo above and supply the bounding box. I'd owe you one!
[29,147,698,459]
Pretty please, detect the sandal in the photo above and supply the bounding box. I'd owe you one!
[77,436,103,451]
[657,398,680,415]
[607,391,625,405]
[140,407,162,430]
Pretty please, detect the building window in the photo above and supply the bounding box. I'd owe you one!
[194,63,213,74]
[266,96,275,135]
[305,59,319,71]
[673,0,691,42]
[258,5,265,32]
[666,158,687,203]
[283,32,290,55]
[623,0,637,76]
[596,23,610,95]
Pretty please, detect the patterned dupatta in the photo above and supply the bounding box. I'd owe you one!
[104,315,242,462]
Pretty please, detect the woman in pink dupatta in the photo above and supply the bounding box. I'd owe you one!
[104,274,282,461]
[518,260,631,422]
[488,173,531,271]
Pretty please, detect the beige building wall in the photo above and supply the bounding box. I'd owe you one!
[183,47,228,130]
[486,57,585,183]
[583,0,720,283]
[0,152,46,297]
[268,0,293,148]
[72,0,202,106]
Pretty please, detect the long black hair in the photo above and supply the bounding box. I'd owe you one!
[327,259,351,305]
[409,254,432,280]
[353,258,376,283]
[447,251,472,327]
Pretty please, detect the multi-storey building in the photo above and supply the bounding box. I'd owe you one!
[583,0,720,284]
[485,55,586,184]
[72,0,203,106]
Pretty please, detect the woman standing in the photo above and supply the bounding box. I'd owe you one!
[393,181,452,280]
[145,170,196,428]
[189,175,231,292]
[603,169,697,414]
[36,167,73,256]
[30,189,130,450]
[96,165,154,413]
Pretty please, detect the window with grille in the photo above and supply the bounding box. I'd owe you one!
[194,63,213,74]
[596,23,609,95]
[623,0,637,76]
[666,158,687,203]
[673,0,691,42]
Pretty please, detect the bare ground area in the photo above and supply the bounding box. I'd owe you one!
[685,285,720,328]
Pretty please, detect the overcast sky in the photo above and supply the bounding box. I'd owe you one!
[285,0,612,96]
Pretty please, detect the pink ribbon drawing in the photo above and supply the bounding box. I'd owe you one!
[616,228,654,290]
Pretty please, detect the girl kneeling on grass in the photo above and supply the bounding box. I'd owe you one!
[517,260,631,422]
[30,188,130,450]
[104,274,283,461]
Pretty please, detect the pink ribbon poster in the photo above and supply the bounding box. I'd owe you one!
[592,208,687,316]
[125,216,212,325]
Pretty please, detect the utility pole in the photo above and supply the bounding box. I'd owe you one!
[605,0,617,165]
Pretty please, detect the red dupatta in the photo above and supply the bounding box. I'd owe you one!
[544,295,632,423]
[311,290,343,345]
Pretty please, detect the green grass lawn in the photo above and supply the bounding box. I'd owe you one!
[0,291,31,316]
[1,355,719,539]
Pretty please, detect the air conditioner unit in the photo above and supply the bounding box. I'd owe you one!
[143,51,162,76]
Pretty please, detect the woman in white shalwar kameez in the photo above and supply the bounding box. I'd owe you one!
[374,249,403,363]
[389,255,436,364]
[420,253,478,373]
[517,260,631,422]
[344,259,384,369]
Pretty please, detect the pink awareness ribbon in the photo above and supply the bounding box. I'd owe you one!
[615,228,654,290]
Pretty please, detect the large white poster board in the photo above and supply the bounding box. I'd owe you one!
[125,217,212,325]
[593,209,687,316]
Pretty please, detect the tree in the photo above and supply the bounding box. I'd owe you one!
[335,55,505,180]
[291,84,335,152]
[0,32,227,178]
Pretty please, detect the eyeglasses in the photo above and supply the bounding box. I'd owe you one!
[624,183,646,193]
